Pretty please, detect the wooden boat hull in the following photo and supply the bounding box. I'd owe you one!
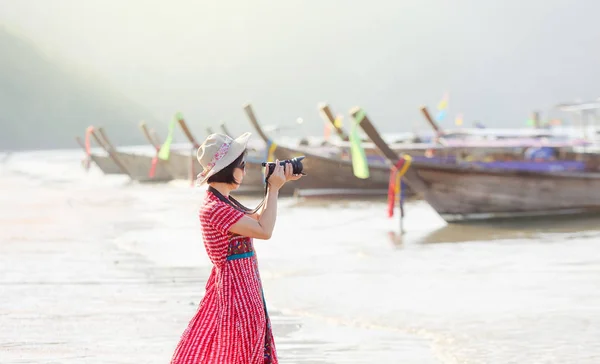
[113,151,173,183]
[268,144,391,192]
[409,161,600,222]
[161,151,196,181]
[352,105,600,223]
[90,155,122,175]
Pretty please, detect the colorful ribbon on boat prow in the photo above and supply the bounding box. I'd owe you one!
[333,114,343,129]
[190,146,197,187]
[149,158,158,178]
[388,155,412,218]
[436,92,449,122]
[158,113,179,161]
[350,108,370,179]
[263,140,278,182]
[84,126,94,156]
[82,126,94,171]
[267,140,277,162]
[149,112,184,179]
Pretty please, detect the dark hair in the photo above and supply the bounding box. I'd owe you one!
[207,149,247,185]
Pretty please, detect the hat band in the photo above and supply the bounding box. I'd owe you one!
[199,140,232,177]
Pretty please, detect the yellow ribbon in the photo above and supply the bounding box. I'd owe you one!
[267,142,277,162]
[333,115,343,129]
[394,155,412,196]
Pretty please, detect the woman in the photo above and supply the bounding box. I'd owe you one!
[170,132,301,364]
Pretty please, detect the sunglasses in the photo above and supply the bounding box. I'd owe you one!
[237,161,246,170]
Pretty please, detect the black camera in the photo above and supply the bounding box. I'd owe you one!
[262,156,305,179]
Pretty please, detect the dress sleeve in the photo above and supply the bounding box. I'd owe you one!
[209,201,245,235]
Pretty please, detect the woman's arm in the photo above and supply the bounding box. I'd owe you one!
[229,187,279,239]
[229,160,301,239]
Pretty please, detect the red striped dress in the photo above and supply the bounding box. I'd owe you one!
[170,191,277,364]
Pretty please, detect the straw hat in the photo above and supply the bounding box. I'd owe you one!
[196,132,251,185]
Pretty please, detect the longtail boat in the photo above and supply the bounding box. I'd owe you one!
[317,103,591,202]
[86,128,133,177]
[354,107,600,223]
[138,121,197,181]
[95,127,173,183]
[243,103,392,195]
[319,103,588,161]
[75,134,122,175]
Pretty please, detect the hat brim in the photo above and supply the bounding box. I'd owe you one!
[196,132,251,186]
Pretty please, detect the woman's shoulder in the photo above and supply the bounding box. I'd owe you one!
[199,194,246,235]
[199,194,243,224]
[199,195,223,219]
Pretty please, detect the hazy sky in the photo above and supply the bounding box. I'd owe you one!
[2,0,600,136]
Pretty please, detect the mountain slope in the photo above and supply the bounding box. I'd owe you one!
[0,26,157,151]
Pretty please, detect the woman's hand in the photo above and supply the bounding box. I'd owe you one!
[267,159,287,190]
[268,160,303,190]
[284,162,303,182]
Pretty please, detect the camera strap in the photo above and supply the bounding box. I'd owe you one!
[207,185,267,215]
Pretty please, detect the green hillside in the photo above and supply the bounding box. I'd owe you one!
[0,26,156,151]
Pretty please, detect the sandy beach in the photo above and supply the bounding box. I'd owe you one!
[0,152,436,363]
[2,150,600,363]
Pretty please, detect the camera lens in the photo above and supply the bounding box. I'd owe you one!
[261,156,305,179]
